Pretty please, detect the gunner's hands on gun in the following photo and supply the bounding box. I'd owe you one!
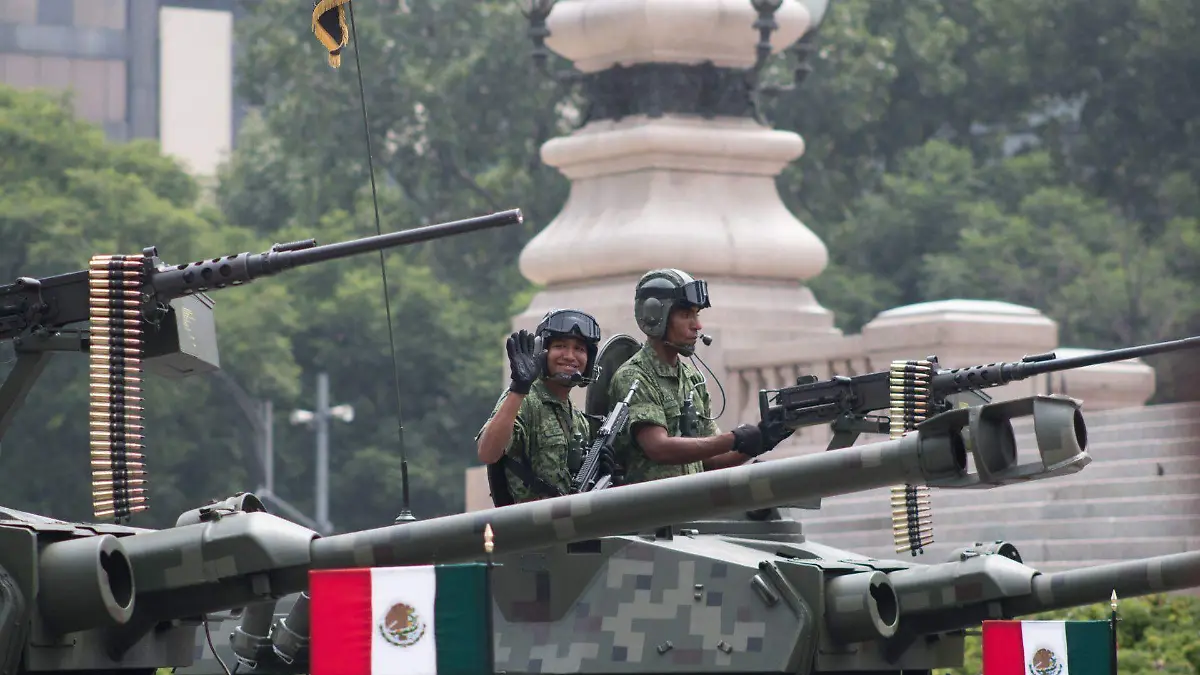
[731,418,795,458]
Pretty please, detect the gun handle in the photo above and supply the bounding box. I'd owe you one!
[758,389,768,421]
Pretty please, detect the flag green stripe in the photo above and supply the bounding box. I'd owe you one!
[434,563,492,674]
[1065,619,1112,675]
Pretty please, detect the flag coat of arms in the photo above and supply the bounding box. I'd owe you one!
[310,563,493,675]
[982,620,1113,675]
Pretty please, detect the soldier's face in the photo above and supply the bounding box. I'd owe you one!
[546,337,588,378]
[665,305,702,346]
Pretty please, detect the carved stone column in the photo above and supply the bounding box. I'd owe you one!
[512,0,839,372]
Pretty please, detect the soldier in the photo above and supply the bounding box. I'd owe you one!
[476,309,609,506]
[608,268,794,484]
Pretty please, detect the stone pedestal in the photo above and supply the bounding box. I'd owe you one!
[512,0,839,358]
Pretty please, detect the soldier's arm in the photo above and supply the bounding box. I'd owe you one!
[476,392,527,464]
[635,424,742,464]
[703,451,750,470]
[694,380,746,469]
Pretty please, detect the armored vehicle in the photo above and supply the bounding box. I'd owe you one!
[4,207,1200,675]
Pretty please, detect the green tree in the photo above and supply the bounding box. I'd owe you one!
[762,0,1200,401]
[935,594,1200,675]
[0,85,302,525]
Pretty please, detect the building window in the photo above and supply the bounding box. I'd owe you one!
[74,0,126,30]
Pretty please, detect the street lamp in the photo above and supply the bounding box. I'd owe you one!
[289,372,354,534]
[513,0,580,82]
[752,0,836,92]
[514,0,556,72]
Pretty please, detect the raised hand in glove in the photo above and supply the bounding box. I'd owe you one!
[506,329,545,394]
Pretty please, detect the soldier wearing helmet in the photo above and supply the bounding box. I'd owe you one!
[607,269,795,483]
[476,309,611,506]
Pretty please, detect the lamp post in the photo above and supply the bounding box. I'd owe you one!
[210,371,324,531]
[514,0,559,74]
[289,372,354,535]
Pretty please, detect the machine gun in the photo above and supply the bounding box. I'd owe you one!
[0,209,522,521]
[757,333,1200,555]
[757,333,1200,452]
[573,379,639,493]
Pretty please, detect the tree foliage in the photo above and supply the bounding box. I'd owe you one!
[935,594,1200,675]
[763,0,1200,401]
[3,0,1199,529]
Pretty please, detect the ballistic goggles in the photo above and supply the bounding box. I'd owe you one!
[638,279,711,310]
[538,309,601,342]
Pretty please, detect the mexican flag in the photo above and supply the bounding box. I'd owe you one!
[982,619,1113,675]
[309,563,493,675]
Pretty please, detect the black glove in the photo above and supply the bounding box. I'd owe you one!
[731,423,764,456]
[506,329,544,394]
[757,418,796,454]
[597,444,617,477]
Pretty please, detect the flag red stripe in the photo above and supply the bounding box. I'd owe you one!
[982,620,1025,675]
[310,569,373,675]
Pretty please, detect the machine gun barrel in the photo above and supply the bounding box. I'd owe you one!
[0,209,523,341]
[930,334,1200,394]
[150,209,522,300]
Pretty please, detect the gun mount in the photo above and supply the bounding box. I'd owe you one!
[756,333,1200,556]
[0,209,522,522]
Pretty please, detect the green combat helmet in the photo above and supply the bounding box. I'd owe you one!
[535,308,603,388]
[633,268,711,357]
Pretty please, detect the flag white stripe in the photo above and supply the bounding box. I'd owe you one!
[371,566,438,675]
[1022,620,1070,675]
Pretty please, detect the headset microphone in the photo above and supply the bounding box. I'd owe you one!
[699,333,714,346]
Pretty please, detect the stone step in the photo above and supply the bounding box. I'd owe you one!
[960,419,1197,450]
[799,474,1200,516]
[799,493,1200,534]
[800,536,1200,568]
[801,514,1200,551]
[1080,436,1200,463]
[782,417,1200,463]
[1005,536,1200,562]
[1071,402,1200,427]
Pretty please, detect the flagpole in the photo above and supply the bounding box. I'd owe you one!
[1110,589,1119,675]
[484,523,495,674]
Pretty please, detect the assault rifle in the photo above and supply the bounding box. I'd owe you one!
[759,334,1200,451]
[574,379,639,493]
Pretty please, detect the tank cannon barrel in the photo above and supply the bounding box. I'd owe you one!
[308,408,973,568]
[36,534,135,635]
[883,546,1200,658]
[1006,549,1200,616]
[101,398,980,639]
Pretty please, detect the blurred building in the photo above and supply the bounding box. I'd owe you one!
[0,0,247,176]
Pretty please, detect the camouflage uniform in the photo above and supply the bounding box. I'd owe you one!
[476,379,592,502]
[608,342,720,484]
